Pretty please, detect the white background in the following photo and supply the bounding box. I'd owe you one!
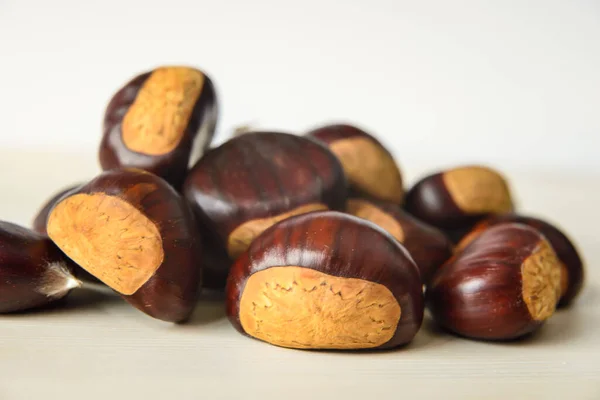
[0,0,599,174]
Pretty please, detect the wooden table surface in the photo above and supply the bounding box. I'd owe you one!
[0,151,598,400]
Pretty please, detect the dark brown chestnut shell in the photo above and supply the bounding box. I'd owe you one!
[0,222,79,313]
[100,67,218,189]
[226,210,424,350]
[457,213,584,307]
[306,124,404,204]
[346,198,453,284]
[426,223,562,341]
[46,169,203,322]
[183,131,348,289]
[404,166,513,230]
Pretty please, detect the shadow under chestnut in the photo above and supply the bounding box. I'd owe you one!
[184,289,227,326]
[1,285,122,317]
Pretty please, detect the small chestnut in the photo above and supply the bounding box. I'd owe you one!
[457,214,584,307]
[404,165,514,229]
[183,131,347,289]
[306,124,404,203]
[226,211,424,350]
[46,168,202,322]
[346,198,453,284]
[0,221,80,313]
[426,223,562,340]
[100,66,218,189]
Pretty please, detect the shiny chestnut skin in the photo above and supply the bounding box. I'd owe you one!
[346,198,453,284]
[226,211,424,350]
[183,131,347,290]
[100,66,218,189]
[404,165,514,230]
[0,222,80,313]
[306,124,404,203]
[427,223,562,341]
[46,169,202,322]
[457,214,584,307]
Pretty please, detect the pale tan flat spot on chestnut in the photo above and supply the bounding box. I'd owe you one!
[239,266,401,350]
[443,166,513,214]
[227,203,327,259]
[329,137,403,203]
[559,262,569,298]
[346,199,404,242]
[122,67,205,156]
[47,193,164,295]
[521,240,561,321]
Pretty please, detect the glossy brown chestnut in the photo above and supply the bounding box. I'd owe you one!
[100,66,218,189]
[0,221,80,313]
[426,223,562,340]
[46,168,202,322]
[183,131,347,290]
[346,198,453,284]
[31,182,103,285]
[226,211,424,350]
[306,124,404,203]
[457,214,584,307]
[404,165,514,230]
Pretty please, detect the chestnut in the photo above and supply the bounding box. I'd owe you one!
[46,168,202,322]
[306,124,403,203]
[346,198,453,284]
[426,223,562,340]
[100,66,218,189]
[183,131,347,289]
[0,221,80,313]
[226,210,424,350]
[457,214,584,307]
[31,182,103,285]
[404,165,514,229]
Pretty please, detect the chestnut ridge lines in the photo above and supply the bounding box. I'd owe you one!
[1,65,583,351]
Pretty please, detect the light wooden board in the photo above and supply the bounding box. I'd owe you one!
[0,151,598,400]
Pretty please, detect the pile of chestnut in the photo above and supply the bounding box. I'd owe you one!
[1,65,584,351]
